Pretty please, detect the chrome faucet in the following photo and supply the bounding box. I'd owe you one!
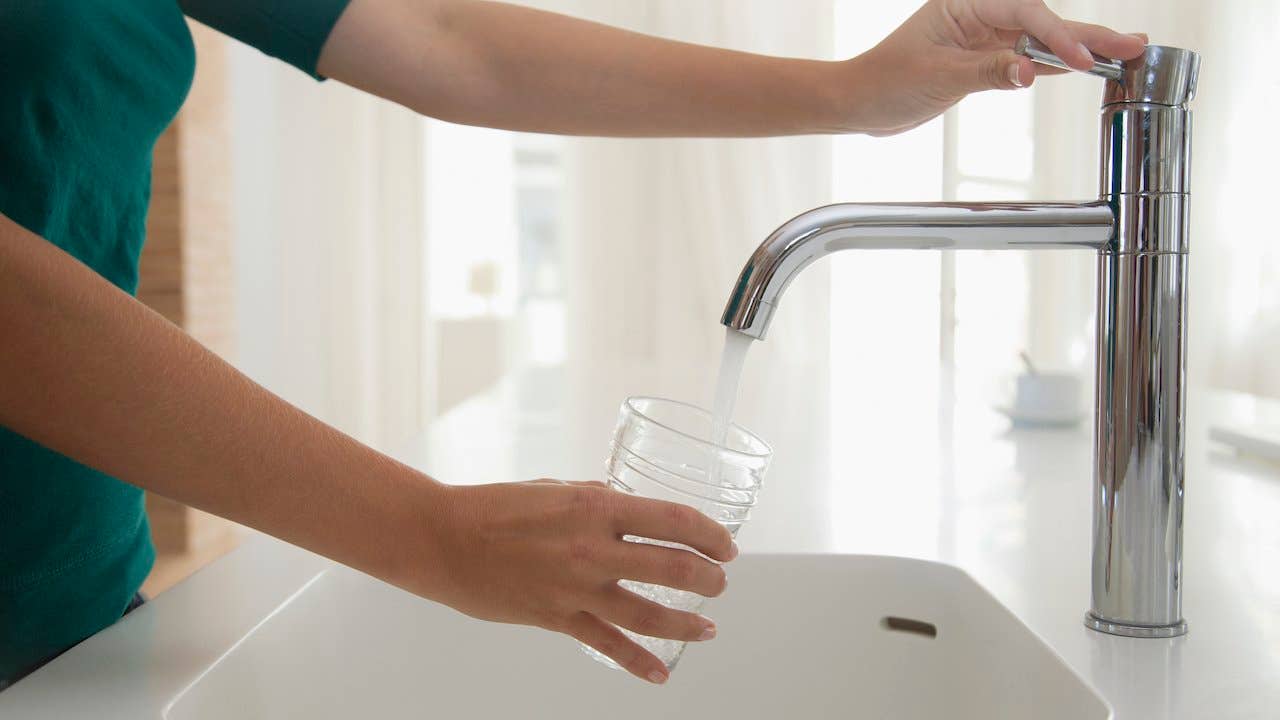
[722,37,1200,638]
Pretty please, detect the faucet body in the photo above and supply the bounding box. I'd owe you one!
[722,41,1200,638]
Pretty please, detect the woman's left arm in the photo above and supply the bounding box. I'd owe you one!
[316,0,1146,138]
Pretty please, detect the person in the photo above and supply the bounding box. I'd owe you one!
[0,0,1145,689]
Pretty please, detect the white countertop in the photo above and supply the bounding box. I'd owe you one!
[4,369,1278,717]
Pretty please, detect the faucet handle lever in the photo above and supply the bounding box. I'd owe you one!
[1015,35,1123,82]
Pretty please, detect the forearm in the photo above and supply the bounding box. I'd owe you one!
[0,216,442,586]
[319,0,854,137]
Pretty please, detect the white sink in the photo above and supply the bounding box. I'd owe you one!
[164,554,1108,719]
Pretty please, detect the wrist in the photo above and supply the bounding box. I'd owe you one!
[374,471,460,598]
[829,51,895,136]
[788,59,853,135]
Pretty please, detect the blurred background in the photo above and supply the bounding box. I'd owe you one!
[142,0,1278,589]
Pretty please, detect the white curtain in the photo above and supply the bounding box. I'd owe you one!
[228,49,427,451]
[1178,0,1280,398]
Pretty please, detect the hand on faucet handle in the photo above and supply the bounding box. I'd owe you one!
[838,0,1147,136]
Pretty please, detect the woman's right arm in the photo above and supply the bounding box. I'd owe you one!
[0,213,733,684]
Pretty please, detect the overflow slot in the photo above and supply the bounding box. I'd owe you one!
[880,616,938,639]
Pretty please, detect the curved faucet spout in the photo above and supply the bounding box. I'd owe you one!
[720,201,1115,339]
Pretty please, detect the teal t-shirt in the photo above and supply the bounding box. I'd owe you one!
[0,0,352,682]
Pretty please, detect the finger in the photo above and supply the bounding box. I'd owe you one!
[613,496,736,562]
[1011,2,1093,70]
[610,540,729,597]
[595,582,718,643]
[565,611,670,684]
[1066,21,1147,60]
[968,50,1035,92]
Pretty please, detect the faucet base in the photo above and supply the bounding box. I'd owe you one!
[1084,612,1188,638]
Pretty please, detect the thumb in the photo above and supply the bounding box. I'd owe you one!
[969,51,1034,92]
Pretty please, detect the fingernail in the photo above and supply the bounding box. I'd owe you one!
[698,624,717,641]
[1077,42,1094,63]
[1008,64,1023,88]
[728,542,740,561]
[647,670,668,684]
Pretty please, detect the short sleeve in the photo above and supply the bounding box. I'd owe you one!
[180,0,354,80]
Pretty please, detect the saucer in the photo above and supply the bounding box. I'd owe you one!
[995,405,1086,428]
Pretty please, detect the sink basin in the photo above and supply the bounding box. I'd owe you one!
[165,554,1109,719]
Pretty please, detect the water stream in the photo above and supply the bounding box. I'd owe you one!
[708,328,753,477]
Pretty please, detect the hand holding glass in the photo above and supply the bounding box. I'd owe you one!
[581,397,771,672]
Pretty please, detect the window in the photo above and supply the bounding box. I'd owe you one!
[830,0,1038,411]
[422,121,567,414]
[512,133,567,368]
[829,0,1036,554]
[422,1,1041,428]
[950,89,1036,404]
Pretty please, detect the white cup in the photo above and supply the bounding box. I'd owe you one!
[1012,373,1082,422]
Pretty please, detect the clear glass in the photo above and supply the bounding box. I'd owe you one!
[580,396,771,672]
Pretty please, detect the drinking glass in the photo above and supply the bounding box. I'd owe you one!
[580,396,771,672]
